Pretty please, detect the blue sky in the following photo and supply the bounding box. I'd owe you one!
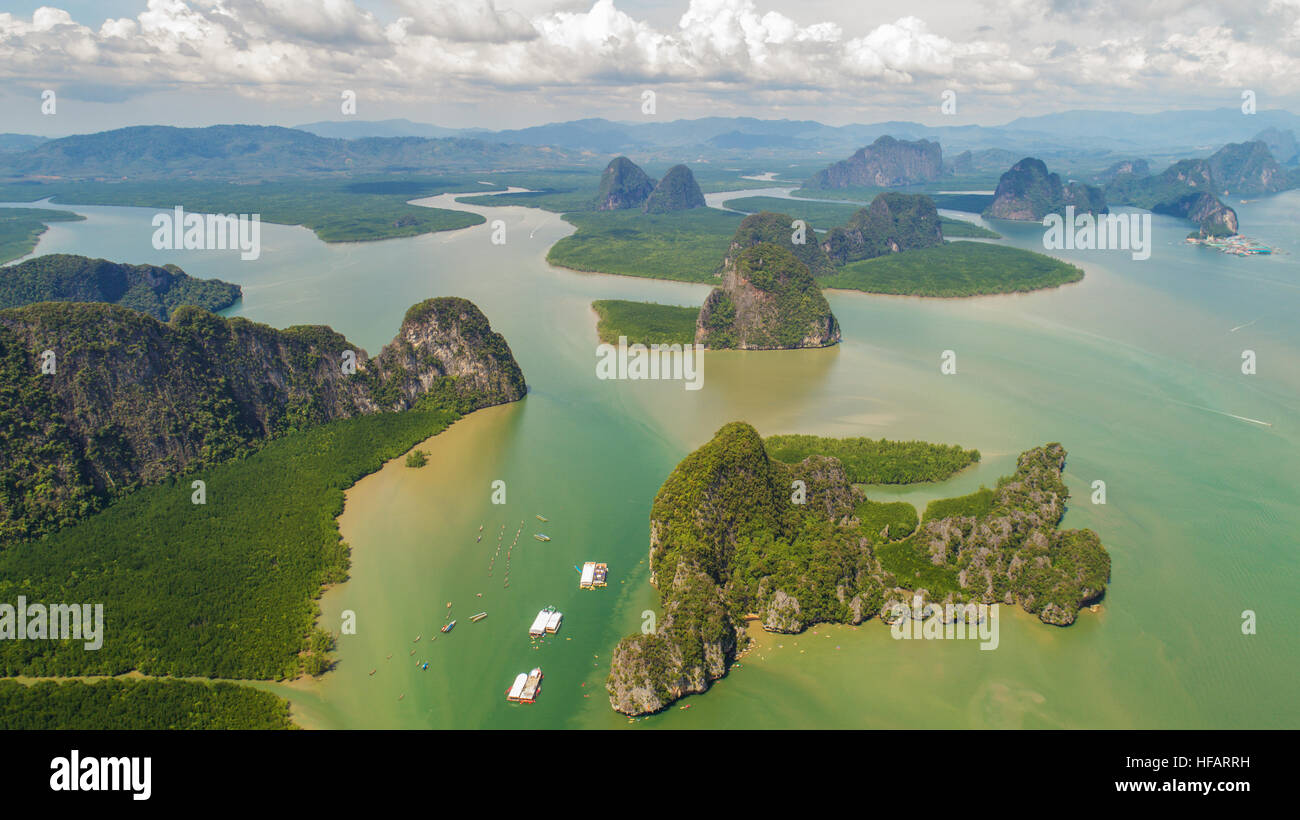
[1,0,1296,136]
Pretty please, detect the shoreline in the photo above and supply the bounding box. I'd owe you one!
[299,399,525,729]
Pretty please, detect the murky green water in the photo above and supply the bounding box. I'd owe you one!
[5,186,1297,729]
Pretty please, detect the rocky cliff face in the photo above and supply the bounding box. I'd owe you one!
[1107,159,1239,235]
[606,560,737,715]
[983,157,1108,221]
[643,164,706,213]
[0,297,524,541]
[695,243,840,350]
[606,423,1110,714]
[1165,191,1239,236]
[821,192,944,265]
[808,136,943,188]
[1206,140,1293,196]
[593,156,654,210]
[368,297,527,412]
[719,210,835,278]
[909,443,1109,626]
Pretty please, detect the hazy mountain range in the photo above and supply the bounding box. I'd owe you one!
[2,109,1297,182]
[0,134,48,154]
[0,125,586,180]
[293,109,1300,161]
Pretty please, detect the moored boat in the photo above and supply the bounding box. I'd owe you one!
[518,667,543,703]
[528,605,561,637]
[579,561,609,589]
[505,672,528,702]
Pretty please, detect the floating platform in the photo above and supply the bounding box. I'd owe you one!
[506,668,543,703]
[1187,233,1275,255]
[528,606,562,637]
[520,667,543,703]
[579,562,608,589]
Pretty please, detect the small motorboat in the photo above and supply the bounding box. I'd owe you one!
[441,620,456,633]
[534,533,551,542]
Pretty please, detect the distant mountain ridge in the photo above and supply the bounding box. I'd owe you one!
[294,118,488,140]
[289,109,1300,159]
[1253,127,1298,164]
[0,134,47,154]
[7,109,1300,183]
[0,125,582,180]
[1095,159,1150,184]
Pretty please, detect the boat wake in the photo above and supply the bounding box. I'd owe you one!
[1169,399,1272,427]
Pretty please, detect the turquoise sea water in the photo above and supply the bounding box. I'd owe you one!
[4,188,1296,728]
